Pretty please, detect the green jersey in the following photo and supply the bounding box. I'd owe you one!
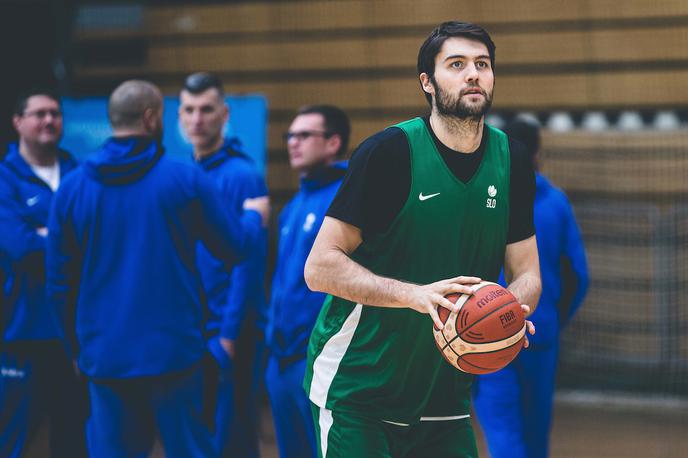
[304,117,511,424]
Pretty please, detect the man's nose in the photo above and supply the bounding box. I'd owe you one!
[465,62,479,82]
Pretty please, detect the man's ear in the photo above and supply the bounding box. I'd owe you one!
[142,107,157,133]
[327,134,342,157]
[12,115,22,133]
[419,73,435,96]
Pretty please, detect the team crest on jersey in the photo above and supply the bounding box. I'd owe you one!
[303,212,316,232]
[486,185,497,209]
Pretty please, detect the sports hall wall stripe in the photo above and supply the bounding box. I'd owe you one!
[308,303,363,407]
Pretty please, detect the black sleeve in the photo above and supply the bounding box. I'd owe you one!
[507,138,536,244]
[326,128,411,239]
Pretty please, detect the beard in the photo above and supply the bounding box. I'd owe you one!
[431,77,493,121]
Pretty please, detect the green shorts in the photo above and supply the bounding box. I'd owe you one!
[311,403,478,458]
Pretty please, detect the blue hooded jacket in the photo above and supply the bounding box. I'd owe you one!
[518,174,589,345]
[266,162,346,361]
[0,144,78,341]
[195,140,268,341]
[46,137,262,378]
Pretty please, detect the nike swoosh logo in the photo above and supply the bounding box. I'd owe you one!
[418,192,440,201]
[26,196,40,207]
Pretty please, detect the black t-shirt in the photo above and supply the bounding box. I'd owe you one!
[327,117,535,243]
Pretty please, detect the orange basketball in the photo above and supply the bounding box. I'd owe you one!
[432,281,526,374]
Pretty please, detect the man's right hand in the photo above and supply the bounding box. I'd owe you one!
[219,337,236,359]
[243,196,270,227]
[405,276,482,330]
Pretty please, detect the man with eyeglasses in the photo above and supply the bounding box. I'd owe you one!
[0,89,87,457]
[179,72,269,458]
[265,105,350,458]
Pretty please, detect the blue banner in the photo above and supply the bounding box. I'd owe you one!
[60,95,268,172]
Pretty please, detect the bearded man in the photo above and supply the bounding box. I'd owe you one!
[302,21,541,457]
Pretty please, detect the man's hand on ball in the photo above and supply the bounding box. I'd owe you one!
[521,304,536,348]
[406,276,482,330]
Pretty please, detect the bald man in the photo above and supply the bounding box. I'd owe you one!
[46,80,269,458]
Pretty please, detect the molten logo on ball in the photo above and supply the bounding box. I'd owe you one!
[476,289,509,308]
[432,281,526,375]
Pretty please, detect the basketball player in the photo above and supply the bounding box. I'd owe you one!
[0,89,87,457]
[179,72,268,458]
[472,116,589,458]
[46,80,268,458]
[303,21,541,457]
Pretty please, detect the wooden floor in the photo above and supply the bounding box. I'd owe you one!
[25,393,688,457]
[257,396,688,458]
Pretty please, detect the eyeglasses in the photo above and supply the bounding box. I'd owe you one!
[22,109,62,120]
[282,130,332,142]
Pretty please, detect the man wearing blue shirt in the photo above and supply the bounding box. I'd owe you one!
[472,116,589,458]
[0,89,87,458]
[179,72,268,458]
[46,80,269,458]
[265,105,350,458]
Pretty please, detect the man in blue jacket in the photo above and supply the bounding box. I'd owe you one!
[46,80,269,458]
[472,116,589,458]
[179,72,268,457]
[265,105,349,458]
[0,89,87,457]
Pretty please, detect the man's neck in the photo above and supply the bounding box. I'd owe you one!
[194,137,224,161]
[18,139,58,167]
[300,159,335,179]
[429,111,484,153]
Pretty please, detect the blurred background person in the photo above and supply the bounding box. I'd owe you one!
[180,72,269,458]
[46,79,269,458]
[0,89,87,458]
[265,105,349,458]
[472,115,589,458]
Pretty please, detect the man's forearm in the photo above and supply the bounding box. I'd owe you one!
[507,271,541,316]
[304,245,412,308]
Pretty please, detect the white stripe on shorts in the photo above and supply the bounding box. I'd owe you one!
[309,303,363,406]
[382,414,470,427]
[319,407,334,457]
[420,414,471,421]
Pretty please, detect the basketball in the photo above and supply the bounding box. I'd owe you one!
[432,281,526,374]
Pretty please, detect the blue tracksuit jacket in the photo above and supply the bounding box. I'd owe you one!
[528,173,589,345]
[0,144,78,341]
[195,140,268,340]
[266,162,347,361]
[46,136,262,378]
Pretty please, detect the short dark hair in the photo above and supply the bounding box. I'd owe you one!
[182,72,224,97]
[296,105,351,156]
[14,88,61,116]
[417,21,496,106]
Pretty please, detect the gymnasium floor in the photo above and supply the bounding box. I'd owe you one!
[257,393,688,458]
[26,391,688,457]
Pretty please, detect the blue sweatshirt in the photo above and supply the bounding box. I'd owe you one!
[0,144,78,341]
[46,137,262,378]
[521,174,589,345]
[266,162,346,361]
[195,140,268,341]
